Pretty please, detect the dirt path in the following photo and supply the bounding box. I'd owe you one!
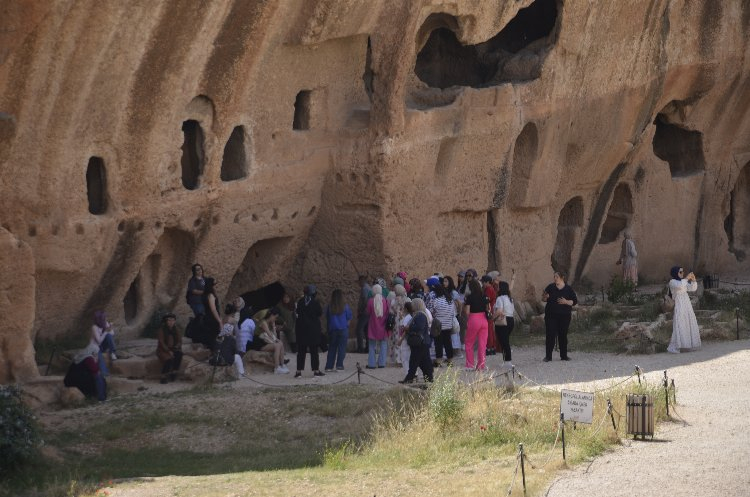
[542,339,750,497]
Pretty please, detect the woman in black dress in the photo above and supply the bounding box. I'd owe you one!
[542,271,577,362]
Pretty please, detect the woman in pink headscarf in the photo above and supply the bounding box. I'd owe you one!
[366,284,390,369]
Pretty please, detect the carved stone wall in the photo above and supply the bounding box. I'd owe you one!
[2,0,750,382]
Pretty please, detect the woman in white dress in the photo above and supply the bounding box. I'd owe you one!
[667,266,701,353]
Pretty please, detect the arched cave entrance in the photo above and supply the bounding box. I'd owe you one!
[86,156,107,215]
[220,126,248,182]
[551,197,584,276]
[724,162,750,261]
[598,183,633,244]
[414,0,558,88]
[293,91,312,130]
[227,237,295,299]
[123,228,195,326]
[181,120,205,190]
[509,122,539,208]
[652,114,706,178]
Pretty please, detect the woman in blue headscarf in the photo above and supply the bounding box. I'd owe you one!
[667,266,701,353]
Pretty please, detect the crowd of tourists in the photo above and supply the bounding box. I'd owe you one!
[63,249,705,399]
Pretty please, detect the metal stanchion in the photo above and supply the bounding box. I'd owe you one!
[560,412,566,461]
[519,443,527,496]
[607,398,617,432]
[671,378,676,404]
[736,308,740,340]
[634,364,641,384]
[663,370,670,417]
[356,363,362,384]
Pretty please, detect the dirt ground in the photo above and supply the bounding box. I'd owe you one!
[85,335,750,497]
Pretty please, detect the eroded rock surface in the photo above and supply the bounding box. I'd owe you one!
[2,1,750,382]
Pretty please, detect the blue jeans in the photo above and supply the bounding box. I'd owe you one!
[97,333,116,376]
[368,339,387,368]
[325,329,348,370]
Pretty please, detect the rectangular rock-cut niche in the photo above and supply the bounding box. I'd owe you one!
[293,90,312,130]
[86,156,107,214]
[181,119,206,190]
[221,126,248,181]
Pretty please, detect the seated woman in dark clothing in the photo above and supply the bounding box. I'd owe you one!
[63,344,107,401]
[157,313,183,384]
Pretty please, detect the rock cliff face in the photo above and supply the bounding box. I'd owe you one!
[1,0,749,382]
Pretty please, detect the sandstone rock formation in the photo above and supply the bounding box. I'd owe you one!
[2,0,750,382]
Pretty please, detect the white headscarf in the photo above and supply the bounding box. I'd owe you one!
[372,284,384,318]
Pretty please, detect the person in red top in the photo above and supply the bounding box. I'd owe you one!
[481,275,498,356]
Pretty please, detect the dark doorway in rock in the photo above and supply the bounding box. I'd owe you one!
[181,120,205,190]
[227,237,295,299]
[725,162,750,261]
[123,275,140,325]
[551,197,584,276]
[220,126,247,181]
[414,0,558,88]
[240,281,286,314]
[293,91,312,130]
[86,156,107,215]
[509,123,539,208]
[599,184,633,244]
[652,115,706,177]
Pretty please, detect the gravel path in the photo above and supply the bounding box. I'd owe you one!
[541,339,750,497]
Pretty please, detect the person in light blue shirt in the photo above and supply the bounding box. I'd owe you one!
[324,289,353,372]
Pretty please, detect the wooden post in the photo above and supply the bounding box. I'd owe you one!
[519,443,527,495]
[560,412,566,461]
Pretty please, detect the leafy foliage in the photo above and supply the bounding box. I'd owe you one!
[0,385,42,473]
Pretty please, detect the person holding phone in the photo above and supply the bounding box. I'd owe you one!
[542,271,577,362]
[667,266,701,353]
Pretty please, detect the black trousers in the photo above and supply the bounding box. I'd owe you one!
[404,343,434,382]
[297,342,320,371]
[545,314,571,359]
[434,329,454,360]
[355,314,368,351]
[161,350,184,375]
[494,317,515,361]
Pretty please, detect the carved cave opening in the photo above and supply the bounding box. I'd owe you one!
[414,0,558,89]
[220,126,247,182]
[551,197,583,276]
[724,162,750,261]
[227,237,295,299]
[598,183,633,244]
[293,90,312,130]
[509,122,539,208]
[652,114,706,178]
[86,156,107,215]
[123,228,194,325]
[181,120,205,190]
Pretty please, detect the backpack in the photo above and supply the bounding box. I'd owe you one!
[406,312,426,348]
[209,336,236,366]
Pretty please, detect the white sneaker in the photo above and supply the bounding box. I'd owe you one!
[110,352,118,361]
[275,366,286,374]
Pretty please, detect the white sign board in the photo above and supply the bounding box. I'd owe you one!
[560,389,594,424]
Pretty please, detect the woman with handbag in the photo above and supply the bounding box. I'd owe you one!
[492,281,515,363]
[399,298,433,383]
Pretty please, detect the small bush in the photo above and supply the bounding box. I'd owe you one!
[0,385,42,472]
[607,275,636,303]
[427,370,464,430]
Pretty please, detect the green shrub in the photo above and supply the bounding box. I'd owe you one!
[427,370,464,431]
[607,275,636,303]
[0,385,42,473]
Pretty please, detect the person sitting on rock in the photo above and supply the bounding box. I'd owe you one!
[156,313,183,384]
[235,297,255,378]
[252,308,290,374]
[64,344,107,401]
[89,310,117,376]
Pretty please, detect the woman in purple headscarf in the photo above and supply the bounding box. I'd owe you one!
[89,310,117,376]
